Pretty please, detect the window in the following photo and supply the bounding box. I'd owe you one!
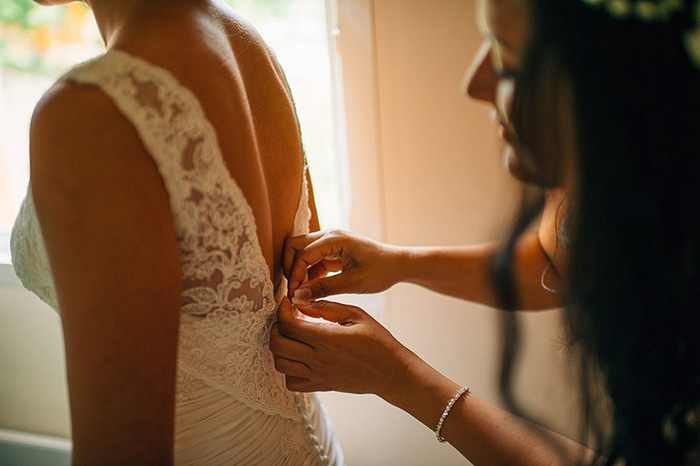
[0,0,345,264]
[0,2,102,263]
[228,0,346,230]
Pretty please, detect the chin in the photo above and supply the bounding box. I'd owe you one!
[503,146,528,181]
[503,145,555,187]
[32,0,75,5]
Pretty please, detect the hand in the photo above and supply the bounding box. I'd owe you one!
[283,229,406,300]
[270,297,414,401]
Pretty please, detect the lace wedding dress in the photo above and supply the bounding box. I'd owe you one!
[10,49,344,465]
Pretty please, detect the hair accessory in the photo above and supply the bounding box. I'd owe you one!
[581,0,684,20]
[435,385,470,443]
[580,0,700,68]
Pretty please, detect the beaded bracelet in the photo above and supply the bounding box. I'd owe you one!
[435,385,470,443]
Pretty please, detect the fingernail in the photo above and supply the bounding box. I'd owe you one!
[291,297,313,307]
[294,288,312,300]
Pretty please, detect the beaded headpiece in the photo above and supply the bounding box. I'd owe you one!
[581,0,700,68]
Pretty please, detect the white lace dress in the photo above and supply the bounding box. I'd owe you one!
[10,49,344,466]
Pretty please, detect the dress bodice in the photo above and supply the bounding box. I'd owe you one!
[10,49,312,422]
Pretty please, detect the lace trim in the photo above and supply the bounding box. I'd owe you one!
[10,190,59,311]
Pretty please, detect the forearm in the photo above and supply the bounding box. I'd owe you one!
[384,353,593,465]
[397,242,501,307]
[396,231,560,310]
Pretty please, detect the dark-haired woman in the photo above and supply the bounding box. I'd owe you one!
[270,0,700,463]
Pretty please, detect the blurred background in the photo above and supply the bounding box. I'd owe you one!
[0,1,578,464]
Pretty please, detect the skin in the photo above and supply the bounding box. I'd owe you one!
[30,0,318,462]
[283,0,566,311]
[271,0,587,463]
[272,299,593,464]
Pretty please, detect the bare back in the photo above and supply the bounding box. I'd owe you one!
[112,0,307,286]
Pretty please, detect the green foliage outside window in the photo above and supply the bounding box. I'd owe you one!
[0,0,69,74]
[0,0,65,30]
[0,0,305,75]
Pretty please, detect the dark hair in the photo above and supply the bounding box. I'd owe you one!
[496,0,700,464]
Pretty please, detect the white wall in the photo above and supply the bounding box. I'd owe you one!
[0,266,70,438]
[0,1,580,464]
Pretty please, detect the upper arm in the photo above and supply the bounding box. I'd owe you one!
[30,82,182,463]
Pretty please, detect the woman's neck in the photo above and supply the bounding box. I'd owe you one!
[84,0,138,47]
[86,0,210,47]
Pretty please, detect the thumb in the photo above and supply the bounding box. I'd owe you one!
[276,297,295,321]
[292,299,363,325]
[293,272,359,301]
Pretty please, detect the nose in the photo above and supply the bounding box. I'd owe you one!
[462,41,496,104]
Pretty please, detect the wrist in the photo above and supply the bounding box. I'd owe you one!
[372,339,412,404]
[386,245,416,285]
[379,345,460,425]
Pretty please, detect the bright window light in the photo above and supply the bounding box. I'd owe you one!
[0,0,343,264]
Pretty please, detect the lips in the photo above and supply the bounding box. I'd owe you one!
[498,123,517,146]
[491,110,516,143]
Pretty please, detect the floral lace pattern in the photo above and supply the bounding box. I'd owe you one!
[12,49,313,425]
[10,191,58,311]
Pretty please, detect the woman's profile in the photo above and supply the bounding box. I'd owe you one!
[10,0,343,463]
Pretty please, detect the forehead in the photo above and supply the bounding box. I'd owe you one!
[477,0,530,51]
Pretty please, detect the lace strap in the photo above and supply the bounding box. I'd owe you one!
[63,51,216,195]
[62,49,271,280]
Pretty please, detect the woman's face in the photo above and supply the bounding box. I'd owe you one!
[464,0,530,180]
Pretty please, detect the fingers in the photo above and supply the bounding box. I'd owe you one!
[282,231,326,279]
[307,260,342,281]
[291,299,364,325]
[293,271,360,301]
[276,297,339,345]
[284,376,322,392]
[286,234,345,297]
[273,355,311,378]
[270,323,315,359]
[276,298,313,343]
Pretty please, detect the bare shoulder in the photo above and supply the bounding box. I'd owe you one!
[213,2,270,48]
[32,78,123,135]
[29,76,179,271]
[31,79,113,159]
[30,78,159,201]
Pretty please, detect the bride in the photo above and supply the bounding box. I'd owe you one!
[10,0,343,463]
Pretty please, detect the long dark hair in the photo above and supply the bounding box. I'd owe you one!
[496,0,700,464]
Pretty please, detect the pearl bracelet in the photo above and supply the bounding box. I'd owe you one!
[435,385,470,443]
